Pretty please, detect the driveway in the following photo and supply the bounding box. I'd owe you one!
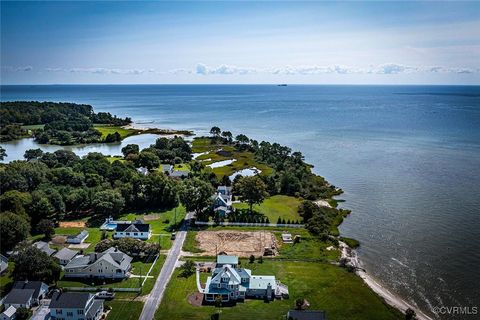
[139,211,193,320]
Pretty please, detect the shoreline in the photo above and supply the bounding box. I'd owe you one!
[122,123,194,137]
[339,241,434,320]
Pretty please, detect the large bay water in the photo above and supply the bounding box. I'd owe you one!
[1,85,479,318]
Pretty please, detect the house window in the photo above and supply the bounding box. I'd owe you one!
[56,309,63,314]
[77,310,84,315]
[126,232,130,236]
[67,311,73,316]
[134,233,138,236]
[217,284,221,288]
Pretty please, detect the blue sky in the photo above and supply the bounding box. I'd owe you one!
[1,1,479,84]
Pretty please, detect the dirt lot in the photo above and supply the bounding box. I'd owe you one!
[59,221,86,228]
[196,230,277,257]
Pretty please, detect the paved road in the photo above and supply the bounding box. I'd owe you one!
[139,212,193,320]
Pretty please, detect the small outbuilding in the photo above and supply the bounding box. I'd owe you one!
[287,310,327,320]
[66,230,89,244]
[0,306,17,320]
[33,241,56,256]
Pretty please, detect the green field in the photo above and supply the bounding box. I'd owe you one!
[93,124,138,140]
[154,259,402,320]
[53,226,105,253]
[233,195,302,223]
[106,300,144,320]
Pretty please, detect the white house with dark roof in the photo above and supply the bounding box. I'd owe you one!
[203,255,287,303]
[3,289,35,309]
[54,247,78,265]
[49,292,103,320]
[113,221,151,240]
[33,241,56,256]
[66,230,89,244]
[64,247,132,279]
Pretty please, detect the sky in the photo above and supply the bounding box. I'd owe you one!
[1,1,479,85]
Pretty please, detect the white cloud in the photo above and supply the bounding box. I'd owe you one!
[45,67,148,75]
[195,63,257,75]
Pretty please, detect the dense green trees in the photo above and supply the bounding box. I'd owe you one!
[122,144,140,157]
[0,212,30,253]
[179,178,214,219]
[37,219,55,239]
[150,136,192,163]
[92,190,125,217]
[233,176,268,213]
[11,244,62,283]
[0,146,6,160]
[0,101,131,145]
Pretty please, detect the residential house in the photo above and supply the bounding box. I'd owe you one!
[66,230,89,244]
[137,167,149,176]
[49,292,103,320]
[3,289,34,309]
[64,247,132,279]
[33,241,56,256]
[287,310,327,320]
[113,220,151,240]
[54,247,78,266]
[160,164,173,174]
[203,255,287,303]
[0,306,17,320]
[0,254,8,274]
[162,164,189,178]
[212,186,233,216]
[12,281,49,305]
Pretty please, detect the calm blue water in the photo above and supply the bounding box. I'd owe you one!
[1,85,480,318]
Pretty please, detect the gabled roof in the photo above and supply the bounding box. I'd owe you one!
[33,241,56,256]
[210,265,242,285]
[65,247,132,271]
[115,223,150,233]
[287,310,326,320]
[217,186,232,195]
[170,170,189,177]
[87,299,103,318]
[4,288,35,305]
[54,247,78,261]
[0,254,8,273]
[12,281,47,299]
[50,292,92,309]
[213,194,229,206]
[67,230,89,241]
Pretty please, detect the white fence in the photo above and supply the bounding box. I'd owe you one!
[63,287,141,293]
[195,221,305,228]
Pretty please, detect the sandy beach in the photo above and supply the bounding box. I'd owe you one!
[339,242,434,320]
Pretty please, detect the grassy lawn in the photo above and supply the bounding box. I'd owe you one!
[106,300,144,320]
[0,263,14,298]
[21,124,45,130]
[155,260,402,320]
[182,231,204,254]
[233,195,302,223]
[53,226,106,253]
[105,156,125,163]
[93,124,138,140]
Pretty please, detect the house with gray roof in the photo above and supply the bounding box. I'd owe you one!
[203,255,288,303]
[54,247,78,265]
[169,169,189,178]
[212,186,233,216]
[3,289,35,309]
[66,230,89,244]
[287,310,327,320]
[49,292,103,320]
[33,241,56,256]
[0,254,8,274]
[64,247,132,279]
[12,281,49,305]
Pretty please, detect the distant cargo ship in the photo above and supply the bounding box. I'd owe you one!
[277,84,287,86]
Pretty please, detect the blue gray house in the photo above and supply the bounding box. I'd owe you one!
[49,292,103,320]
[203,255,288,302]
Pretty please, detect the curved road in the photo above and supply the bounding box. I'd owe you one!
[139,212,193,320]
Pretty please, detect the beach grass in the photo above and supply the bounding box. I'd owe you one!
[93,124,138,140]
[154,259,403,320]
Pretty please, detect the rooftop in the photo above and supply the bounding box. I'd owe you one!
[216,255,238,265]
[287,310,327,320]
[12,281,47,299]
[4,288,35,305]
[50,292,92,309]
[54,247,78,261]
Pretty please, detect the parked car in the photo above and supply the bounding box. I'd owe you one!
[95,291,115,299]
[171,232,176,240]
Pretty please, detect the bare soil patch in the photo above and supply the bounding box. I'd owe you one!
[51,235,67,245]
[196,230,277,257]
[59,221,86,228]
[143,214,161,221]
[187,292,204,307]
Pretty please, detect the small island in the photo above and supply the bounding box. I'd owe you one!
[0,101,193,145]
